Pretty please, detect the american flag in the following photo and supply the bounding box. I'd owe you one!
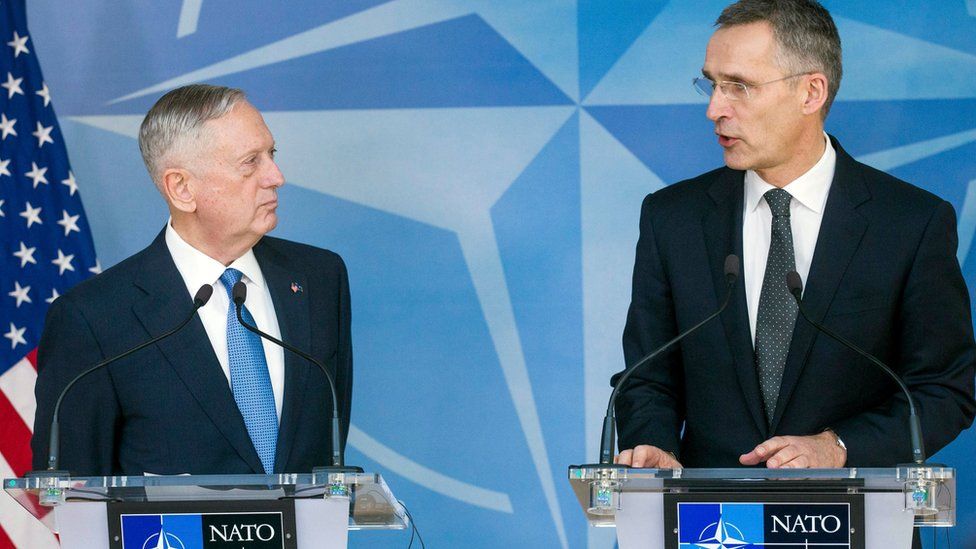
[0,1,98,547]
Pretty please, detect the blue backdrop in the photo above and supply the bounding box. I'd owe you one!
[25,1,976,547]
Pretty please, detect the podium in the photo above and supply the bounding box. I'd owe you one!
[568,465,955,548]
[4,471,407,548]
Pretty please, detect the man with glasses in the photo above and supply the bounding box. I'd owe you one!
[614,0,975,470]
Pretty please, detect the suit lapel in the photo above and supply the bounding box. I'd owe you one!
[702,170,769,437]
[769,140,870,431]
[254,241,311,472]
[131,231,265,473]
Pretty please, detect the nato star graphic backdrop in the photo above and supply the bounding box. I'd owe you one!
[9,1,976,548]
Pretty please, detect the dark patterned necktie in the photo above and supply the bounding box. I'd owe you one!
[755,188,798,427]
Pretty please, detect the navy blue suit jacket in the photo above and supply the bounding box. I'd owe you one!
[616,137,976,467]
[31,230,353,475]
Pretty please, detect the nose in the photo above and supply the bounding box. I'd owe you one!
[705,87,731,122]
[265,157,285,188]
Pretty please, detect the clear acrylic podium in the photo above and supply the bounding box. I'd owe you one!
[568,465,955,548]
[5,471,407,548]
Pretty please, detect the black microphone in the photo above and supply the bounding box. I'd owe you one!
[786,271,926,464]
[595,254,740,466]
[231,281,360,473]
[37,284,214,474]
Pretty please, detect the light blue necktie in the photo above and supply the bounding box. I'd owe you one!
[219,268,278,473]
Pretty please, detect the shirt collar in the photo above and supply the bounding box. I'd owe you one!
[744,133,836,215]
[165,220,266,295]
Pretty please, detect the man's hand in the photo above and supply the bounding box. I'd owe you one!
[739,432,846,468]
[615,445,683,468]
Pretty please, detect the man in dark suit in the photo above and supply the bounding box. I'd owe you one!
[615,0,975,470]
[31,84,352,475]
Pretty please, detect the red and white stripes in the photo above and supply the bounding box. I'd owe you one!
[0,350,58,549]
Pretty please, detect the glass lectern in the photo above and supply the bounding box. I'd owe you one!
[5,471,406,549]
[568,465,955,548]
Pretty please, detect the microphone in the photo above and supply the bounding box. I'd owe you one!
[786,271,926,464]
[595,254,740,466]
[231,281,360,473]
[37,284,214,474]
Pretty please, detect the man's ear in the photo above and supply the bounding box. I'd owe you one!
[162,168,196,213]
[801,72,829,116]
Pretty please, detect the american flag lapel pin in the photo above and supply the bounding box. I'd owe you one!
[290,282,303,294]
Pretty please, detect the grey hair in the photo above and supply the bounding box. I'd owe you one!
[138,84,247,187]
[716,0,842,118]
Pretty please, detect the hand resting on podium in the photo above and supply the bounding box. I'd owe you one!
[614,445,683,468]
[739,432,847,468]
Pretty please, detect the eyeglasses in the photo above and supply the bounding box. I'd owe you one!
[693,73,812,101]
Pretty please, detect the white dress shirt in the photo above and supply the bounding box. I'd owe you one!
[743,134,836,345]
[165,222,285,419]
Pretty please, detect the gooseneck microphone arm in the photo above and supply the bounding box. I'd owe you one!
[597,255,740,465]
[231,281,352,470]
[786,271,926,464]
[44,284,214,472]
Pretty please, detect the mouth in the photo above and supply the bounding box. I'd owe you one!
[716,133,740,148]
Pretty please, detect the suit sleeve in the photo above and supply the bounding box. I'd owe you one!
[614,193,685,455]
[833,200,976,465]
[334,255,353,453]
[31,294,122,474]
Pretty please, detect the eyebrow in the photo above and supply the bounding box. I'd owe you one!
[701,69,755,84]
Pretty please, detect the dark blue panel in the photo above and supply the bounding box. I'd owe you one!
[586,104,721,184]
[885,142,976,215]
[826,0,976,56]
[219,15,572,111]
[828,99,976,157]
[578,0,668,99]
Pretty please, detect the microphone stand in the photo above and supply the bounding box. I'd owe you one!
[28,285,214,504]
[231,282,362,475]
[786,271,945,517]
[576,255,739,515]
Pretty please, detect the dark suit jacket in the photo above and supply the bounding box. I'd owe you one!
[31,230,353,475]
[615,137,976,467]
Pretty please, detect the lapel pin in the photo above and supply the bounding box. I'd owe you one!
[290,282,303,294]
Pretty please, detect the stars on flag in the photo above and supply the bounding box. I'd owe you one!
[51,249,76,275]
[1,10,99,547]
[0,112,16,139]
[32,121,54,147]
[3,322,27,349]
[25,161,48,187]
[57,210,81,236]
[61,171,77,195]
[7,282,31,308]
[36,81,51,106]
[1,71,23,98]
[13,242,37,267]
[6,30,29,58]
[19,201,41,227]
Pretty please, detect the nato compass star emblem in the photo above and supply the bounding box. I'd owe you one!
[142,526,186,549]
[53,0,976,547]
[694,515,750,549]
